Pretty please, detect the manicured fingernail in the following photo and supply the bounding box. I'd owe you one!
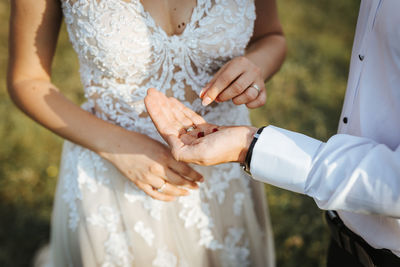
[202,96,212,106]
[197,131,205,138]
[212,128,218,132]
[199,89,205,98]
[200,84,211,97]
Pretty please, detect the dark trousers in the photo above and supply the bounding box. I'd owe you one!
[325,210,400,267]
[326,235,400,267]
[327,237,363,267]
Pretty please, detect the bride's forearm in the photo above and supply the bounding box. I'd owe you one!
[7,78,141,159]
[245,33,286,81]
[7,0,141,161]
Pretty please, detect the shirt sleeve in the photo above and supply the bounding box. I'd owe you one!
[250,125,400,218]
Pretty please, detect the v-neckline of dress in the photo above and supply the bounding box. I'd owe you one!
[135,0,201,38]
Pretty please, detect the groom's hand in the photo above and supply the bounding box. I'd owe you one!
[144,88,257,166]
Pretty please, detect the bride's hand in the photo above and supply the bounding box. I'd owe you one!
[100,129,203,202]
[199,56,267,108]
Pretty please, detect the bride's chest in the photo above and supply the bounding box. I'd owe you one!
[140,0,197,36]
[62,0,256,77]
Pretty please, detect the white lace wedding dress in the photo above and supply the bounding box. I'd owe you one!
[47,0,275,266]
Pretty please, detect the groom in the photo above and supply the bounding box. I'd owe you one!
[145,0,400,266]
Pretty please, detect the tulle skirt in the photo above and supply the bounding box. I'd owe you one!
[42,140,274,267]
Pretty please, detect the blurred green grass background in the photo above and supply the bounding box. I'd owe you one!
[0,1,360,266]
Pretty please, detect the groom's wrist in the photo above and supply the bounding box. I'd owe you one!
[238,126,258,163]
[240,126,266,174]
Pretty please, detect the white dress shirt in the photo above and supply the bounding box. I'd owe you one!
[250,0,400,256]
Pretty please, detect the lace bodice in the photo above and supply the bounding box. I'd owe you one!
[61,0,256,137]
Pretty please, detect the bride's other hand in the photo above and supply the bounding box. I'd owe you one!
[100,129,203,202]
[199,56,266,108]
[145,89,256,166]
[199,0,286,108]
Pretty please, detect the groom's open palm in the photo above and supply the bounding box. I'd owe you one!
[144,88,256,165]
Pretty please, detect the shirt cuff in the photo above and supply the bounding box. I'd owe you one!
[250,125,322,194]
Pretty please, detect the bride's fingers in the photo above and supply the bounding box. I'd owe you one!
[232,84,262,105]
[245,87,267,108]
[200,62,230,98]
[217,71,256,102]
[136,181,176,202]
[201,63,244,106]
[157,182,190,197]
[144,174,189,198]
[168,159,204,182]
[165,168,199,189]
[146,174,190,197]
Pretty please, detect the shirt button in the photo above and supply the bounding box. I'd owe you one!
[343,117,348,124]
[358,54,365,61]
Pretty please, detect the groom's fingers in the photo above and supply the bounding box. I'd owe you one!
[145,89,170,128]
[145,89,173,122]
[169,98,206,125]
[145,89,182,135]
[168,98,195,129]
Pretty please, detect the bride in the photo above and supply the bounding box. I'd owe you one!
[8,0,286,266]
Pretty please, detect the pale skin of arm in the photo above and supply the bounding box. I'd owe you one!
[7,0,203,202]
[145,89,257,166]
[200,0,286,108]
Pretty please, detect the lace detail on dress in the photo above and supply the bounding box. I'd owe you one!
[60,0,255,134]
[178,190,218,249]
[177,164,252,253]
[61,142,109,230]
[124,181,164,220]
[87,206,134,266]
[134,221,155,247]
[152,247,178,267]
[220,228,250,267]
[233,192,246,216]
[179,259,190,267]
[201,164,247,203]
